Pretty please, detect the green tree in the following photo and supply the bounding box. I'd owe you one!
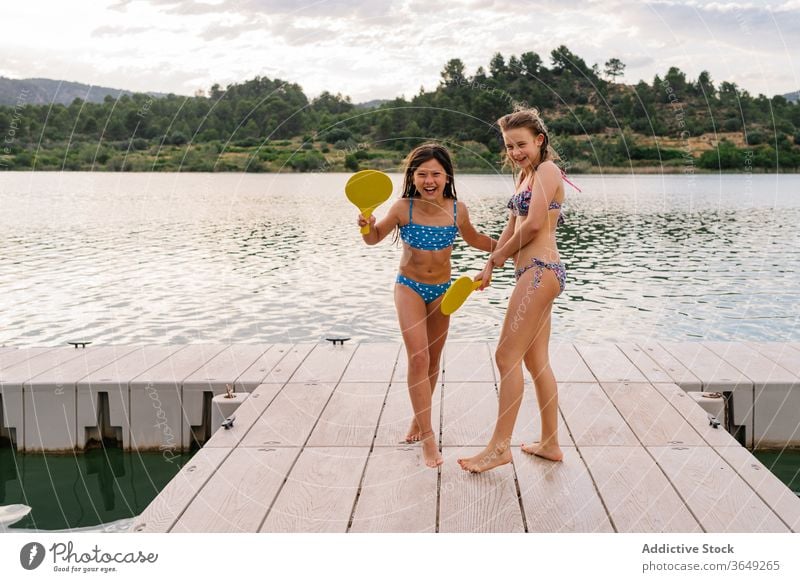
[441,58,466,87]
[604,58,625,81]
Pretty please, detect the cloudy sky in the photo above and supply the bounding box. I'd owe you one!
[2,0,799,101]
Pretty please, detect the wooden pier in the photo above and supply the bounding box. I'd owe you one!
[2,341,799,532]
[94,341,800,533]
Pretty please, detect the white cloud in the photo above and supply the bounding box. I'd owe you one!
[0,0,797,100]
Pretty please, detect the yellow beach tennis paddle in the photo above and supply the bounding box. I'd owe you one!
[440,276,483,315]
[345,169,393,234]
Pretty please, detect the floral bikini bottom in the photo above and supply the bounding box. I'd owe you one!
[514,258,566,296]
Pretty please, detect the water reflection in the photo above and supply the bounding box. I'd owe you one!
[0,447,193,530]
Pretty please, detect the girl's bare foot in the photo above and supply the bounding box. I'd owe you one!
[457,442,512,473]
[521,442,564,462]
[420,430,443,468]
[404,419,422,443]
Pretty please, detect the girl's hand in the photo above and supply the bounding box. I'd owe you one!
[477,252,506,290]
[357,213,376,229]
[477,259,493,290]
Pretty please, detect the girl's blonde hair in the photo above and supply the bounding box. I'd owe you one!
[497,107,560,180]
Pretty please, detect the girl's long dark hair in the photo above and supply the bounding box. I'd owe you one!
[400,143,457,200]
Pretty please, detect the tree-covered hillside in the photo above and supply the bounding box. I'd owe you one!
[1,47,798,172]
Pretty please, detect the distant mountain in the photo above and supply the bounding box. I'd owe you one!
[784,90,799,104]
[0,77,167,106]
[354,99,389,109]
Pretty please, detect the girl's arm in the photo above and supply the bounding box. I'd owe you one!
[456,201,497,253]
[494,211,516,252]
[492,161,561,263]
[358,200,402,246]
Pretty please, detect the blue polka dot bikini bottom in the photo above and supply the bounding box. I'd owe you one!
[514,258,566,296]
[396,274,452,304]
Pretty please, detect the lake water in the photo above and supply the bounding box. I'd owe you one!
[0,447,194,531]
[1,172,798,345]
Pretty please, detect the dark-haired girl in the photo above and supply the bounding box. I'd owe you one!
[357,143,496,468]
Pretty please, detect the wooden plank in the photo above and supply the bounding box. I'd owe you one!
[260,447,368,532]
[0,347,87,383]
[551,342,597,383]
[438,447,524,532]
[617,343,675,384]
[649,446,788,532]
[573,344,648,383]
[600,383,705,447]
[340,342,401,383]
[714,445,800,532]
[240,382,335,447]
[373,380,441,446]
[443,342,495,383]
[512,447,613,532]
[203,384,285,448]
[746,342,800,377]
[235,343,295,388]
[131,446,231,533]
[260,344,315,384]
[307,382,387,446]
[704,342,798,386]
[172,447,299,532]
[182,344,271,391]
[0,347,57,371]
[558,383,639,446]
[441,382,497,446]
[289,343,356,383]
[349,446,438,532]
[580,445,702,532]
[637,341,702,390]
[658,342,751,390]
[650,383,739,448]
[511,383,573,447]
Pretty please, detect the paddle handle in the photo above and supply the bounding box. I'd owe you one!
[359,209,374,235]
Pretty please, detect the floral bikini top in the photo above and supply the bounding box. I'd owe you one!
[506,169,580,226]
[507,188,565,226]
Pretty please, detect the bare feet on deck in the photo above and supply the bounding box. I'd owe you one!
[420,431,443,468]
[457,442,512,473]
[404,419,422,443]
[521,442,564,462]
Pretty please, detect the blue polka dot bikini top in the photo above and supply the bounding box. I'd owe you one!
[399,198,458,251]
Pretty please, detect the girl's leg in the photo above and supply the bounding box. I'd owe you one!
[395,284,443,468]
[406,295,450,442]
[458,267,559,473]
[521,309,563,461]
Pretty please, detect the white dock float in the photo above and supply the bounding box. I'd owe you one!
[2,341,799,532]
[77,345,187,450]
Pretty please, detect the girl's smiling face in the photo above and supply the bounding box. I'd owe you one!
[503,127,544,170]
[413,158,448,200]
